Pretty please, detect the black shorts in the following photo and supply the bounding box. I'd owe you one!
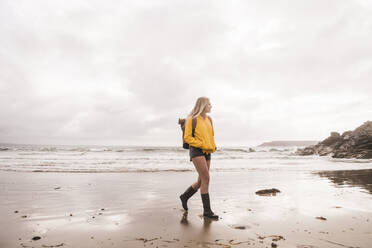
[189,146,211,162]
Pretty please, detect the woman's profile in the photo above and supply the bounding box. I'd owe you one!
[179,97,218,219]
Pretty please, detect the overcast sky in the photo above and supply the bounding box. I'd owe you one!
[1,0,371,147]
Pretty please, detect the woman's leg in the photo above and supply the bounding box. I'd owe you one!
[180,157,212,212]
[180,156,206,210]
[192,157,218,219]
[191,177,201,190]
[191,156,209,194]
[192,159,210,190]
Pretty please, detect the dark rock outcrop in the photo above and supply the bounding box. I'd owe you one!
[296,121,372,159]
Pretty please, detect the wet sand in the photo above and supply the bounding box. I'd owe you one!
[0,169,371,248]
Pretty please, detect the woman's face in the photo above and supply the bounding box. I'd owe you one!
[205,101,212,113]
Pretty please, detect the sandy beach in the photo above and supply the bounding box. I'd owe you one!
[1,169,371,248]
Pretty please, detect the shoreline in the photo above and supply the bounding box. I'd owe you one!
[1,170,371,247]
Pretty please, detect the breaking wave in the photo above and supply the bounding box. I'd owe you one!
[1,144,372,173]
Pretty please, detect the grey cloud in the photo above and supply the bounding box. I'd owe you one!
[0,0,371,145]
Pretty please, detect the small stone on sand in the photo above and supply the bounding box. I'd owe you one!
[255,188,281,196]
[272,235,284,241]
[234,226,246,230]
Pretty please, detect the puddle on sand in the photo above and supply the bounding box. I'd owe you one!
[314,169,372,194]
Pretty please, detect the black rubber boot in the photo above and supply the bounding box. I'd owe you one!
[180,186,197,211]
[201,193,219,219]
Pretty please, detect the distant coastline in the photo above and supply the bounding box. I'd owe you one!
[258,140,319,147]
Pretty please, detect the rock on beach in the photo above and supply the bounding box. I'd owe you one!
[255,188,281,196]
[296,121,372,159]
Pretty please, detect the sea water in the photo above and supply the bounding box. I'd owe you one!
[1,144,372,173]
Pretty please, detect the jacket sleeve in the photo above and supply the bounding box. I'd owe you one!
[184,118,203,148]
[211,118,214,136]
[209,117,216,151]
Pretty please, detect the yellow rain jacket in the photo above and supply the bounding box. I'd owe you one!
[184,115,217,154]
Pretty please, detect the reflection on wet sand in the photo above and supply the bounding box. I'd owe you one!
[180,211,189,226]
[314,169,372,194]
[180,211,216,231]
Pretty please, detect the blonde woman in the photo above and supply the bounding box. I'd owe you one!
[179,97,218,219]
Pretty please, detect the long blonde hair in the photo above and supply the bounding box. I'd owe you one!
[188,97,210,119]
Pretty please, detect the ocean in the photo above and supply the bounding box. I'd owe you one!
[1,144,372,173]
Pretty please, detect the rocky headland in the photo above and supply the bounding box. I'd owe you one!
[296,121,372,159]
[259,140,318,147]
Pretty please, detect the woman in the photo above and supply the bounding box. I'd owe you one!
[179,97,218,219]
